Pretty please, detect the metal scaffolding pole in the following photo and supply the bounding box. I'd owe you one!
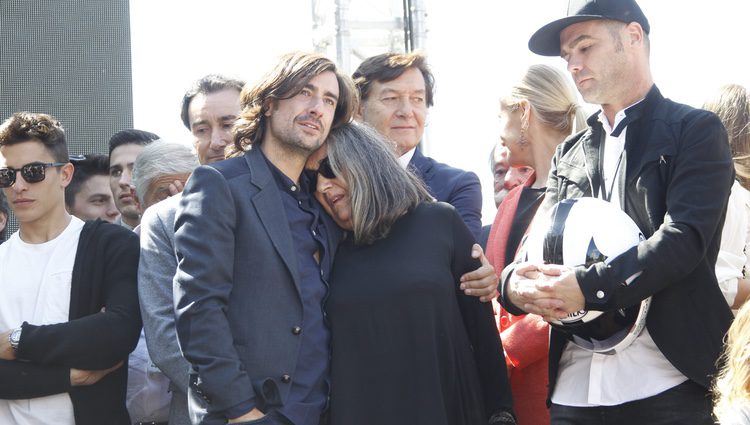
[334,0,351,71]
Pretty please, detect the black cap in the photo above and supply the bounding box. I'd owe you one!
[528,0,650,56]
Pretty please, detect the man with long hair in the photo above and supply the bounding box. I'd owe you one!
[173,52,356,425]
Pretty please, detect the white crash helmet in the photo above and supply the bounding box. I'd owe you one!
[524,197,650,354]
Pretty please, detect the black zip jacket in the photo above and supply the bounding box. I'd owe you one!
[0,219,141,424]
[502,85,735,399]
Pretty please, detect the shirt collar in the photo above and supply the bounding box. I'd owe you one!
[398,147,417,169]
[597,97,646,136]
[259,148,311,196]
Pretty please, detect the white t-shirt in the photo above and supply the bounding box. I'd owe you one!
[718,402,750,425]
[716,180,750,306]
[0,217,84,425]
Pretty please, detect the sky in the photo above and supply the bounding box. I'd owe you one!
[130,0,750,225]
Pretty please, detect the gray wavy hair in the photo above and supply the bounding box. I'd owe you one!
[325,122,432,244]
[133,140,199,206]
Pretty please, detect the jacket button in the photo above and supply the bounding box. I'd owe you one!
[596,290,605,299]
[281,374,291,383]
[292,326,302,335]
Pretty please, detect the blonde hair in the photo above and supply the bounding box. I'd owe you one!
[501,64,586,136]
[703,84,750,191]
[713,301,750,422]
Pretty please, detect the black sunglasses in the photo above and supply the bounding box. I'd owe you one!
[317,157,336,179]
[0,162,67,188]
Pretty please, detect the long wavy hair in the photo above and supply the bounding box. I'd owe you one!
[703,84,750,190]
[713,301,750,422]
[228,52,358,157]
[325,122,432,245]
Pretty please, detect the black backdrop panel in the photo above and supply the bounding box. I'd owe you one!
[0,0,133,235]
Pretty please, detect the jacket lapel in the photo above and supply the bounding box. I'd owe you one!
[409,148,431,181]
[244,149,302,293]
[582,114,603,198]
[625,86,663,188]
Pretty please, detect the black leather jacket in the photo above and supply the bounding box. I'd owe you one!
[502,85,735,396]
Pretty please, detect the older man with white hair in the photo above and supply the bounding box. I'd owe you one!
[128,140,200,425]
[133,141,199,212]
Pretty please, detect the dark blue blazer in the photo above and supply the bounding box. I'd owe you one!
[409,149,482,240]
[173,147,341,423]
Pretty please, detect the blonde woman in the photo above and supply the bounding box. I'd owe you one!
[704,84,750,309]
[713,301,750,423]
[485,64,585,425]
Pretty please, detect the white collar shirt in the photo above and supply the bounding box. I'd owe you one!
[398,147,417,169]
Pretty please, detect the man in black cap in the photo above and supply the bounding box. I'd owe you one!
[501,0,734,423]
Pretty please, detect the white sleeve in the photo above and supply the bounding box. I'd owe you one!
[716,181,748,306]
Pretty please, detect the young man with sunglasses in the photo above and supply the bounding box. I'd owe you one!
[0,112,142,425]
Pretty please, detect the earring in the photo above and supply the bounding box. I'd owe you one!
[518,125,530,147]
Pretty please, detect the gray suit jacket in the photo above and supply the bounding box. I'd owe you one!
[138,194,191,425]
[173,148,340,423]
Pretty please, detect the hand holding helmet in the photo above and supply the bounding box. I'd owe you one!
[509,197,649,353]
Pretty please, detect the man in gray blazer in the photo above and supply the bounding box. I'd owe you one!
[136,141,201,425]
[137,75,243,425]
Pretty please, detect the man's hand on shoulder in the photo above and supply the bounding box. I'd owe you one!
[460,244,498,302]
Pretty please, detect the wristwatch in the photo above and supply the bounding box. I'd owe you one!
[8,327,22,351]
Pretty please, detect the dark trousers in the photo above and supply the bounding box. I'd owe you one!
[550,380,715,425]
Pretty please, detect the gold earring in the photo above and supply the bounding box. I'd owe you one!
[518,128,528,146]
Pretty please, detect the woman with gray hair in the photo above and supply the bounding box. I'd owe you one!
[307,122,515,425]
